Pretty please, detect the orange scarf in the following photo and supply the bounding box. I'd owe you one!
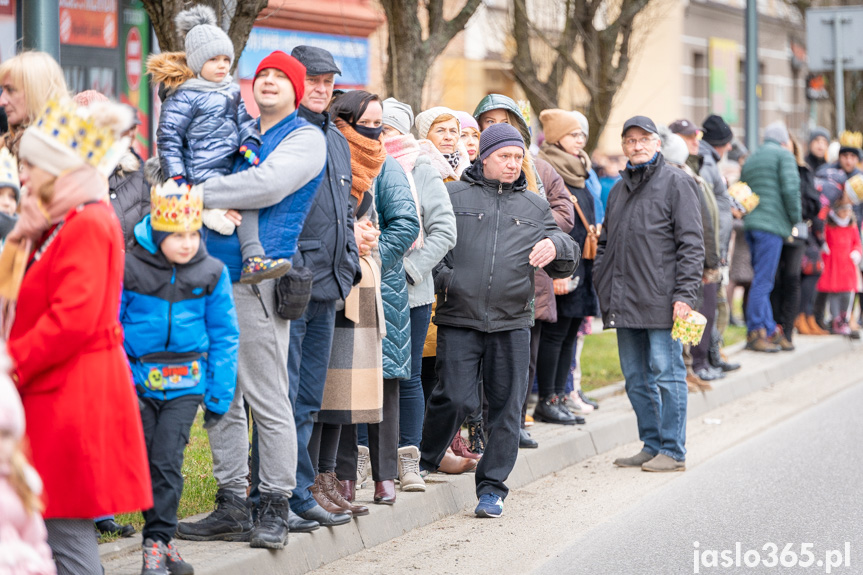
[335,119,386,201]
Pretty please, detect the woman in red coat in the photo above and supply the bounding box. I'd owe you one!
[816,197,862,335]
[1,97,151,574]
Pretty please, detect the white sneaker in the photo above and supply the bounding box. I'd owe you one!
[357,445,371,488]
[566,392,594,414]
[397,446,426,492]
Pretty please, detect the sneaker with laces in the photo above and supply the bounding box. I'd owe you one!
[250,492,290,549]
[357,445,371,488]
[397,446,426,492]
[141,538,168,575]
[176,489,252,542]
[474,494,504,518]
[164,540,193,575]
[239,256,292,284]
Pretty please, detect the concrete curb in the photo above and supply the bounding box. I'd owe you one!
[101,335,856,574]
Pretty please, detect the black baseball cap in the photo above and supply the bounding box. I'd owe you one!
[290,45,341,77]
[669,119,699,136]
[622,115,658,136]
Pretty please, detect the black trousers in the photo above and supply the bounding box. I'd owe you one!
[140,393,201,543]
[421,325,530,499]
[335,378,400,482]
[309,422,341,473]
[521,321,543,426]
[800,274,820,316]
[692,283,718,371]
[536,316,582,399]
[771,242,804,340]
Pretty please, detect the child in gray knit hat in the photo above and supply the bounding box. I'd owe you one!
[149,4,291,284]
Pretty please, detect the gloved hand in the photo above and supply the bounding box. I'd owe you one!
[202,208,236,235]
[171,174,188,187]
[203,409,224,430]
[239,140,261,166]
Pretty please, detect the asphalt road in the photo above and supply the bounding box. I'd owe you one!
[535,382,863,575]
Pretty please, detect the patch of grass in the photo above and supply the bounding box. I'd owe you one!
[581,330,623,392]
[724,324,746,347]
[108,411,216,538]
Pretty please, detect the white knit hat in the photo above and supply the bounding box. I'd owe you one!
[415,106,460,140]
[175,5,234,75]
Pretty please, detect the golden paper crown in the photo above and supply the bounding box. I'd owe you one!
[32,99,119,169]
[517,100,531,124]
[840,130,863,150]
[150,179,203,232]
[0,147,19,192]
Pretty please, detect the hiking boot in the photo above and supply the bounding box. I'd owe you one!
[613,450,655,468]
[141,538,168,575]
[642,453,686,472]
[250,492,290,549]
[176,489,252,542]
[239,256,292,284]
[397,446,427,492]
[769,326,795,351]
[164,541,193,575]
[322,471,369,515]
[467,421,486,454]
[534,395,574,425]
[745,329,780,353]
[311,473,352,514]
[357,445,371,488]
[450,432,481,460]
[474,494,504,518]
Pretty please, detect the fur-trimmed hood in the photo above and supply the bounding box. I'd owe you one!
[147,52,195,93]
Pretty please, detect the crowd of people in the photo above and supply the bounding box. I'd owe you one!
[0,7,861,575]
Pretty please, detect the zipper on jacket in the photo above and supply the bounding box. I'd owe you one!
[454,211,484,220]
[511,216,538,228]
[165,266,176,349]
[484,185,503,329]
[252,284,270,318]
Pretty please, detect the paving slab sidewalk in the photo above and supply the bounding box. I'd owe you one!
[101,335,855,575]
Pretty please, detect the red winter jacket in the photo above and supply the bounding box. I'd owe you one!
[817,223,862,294]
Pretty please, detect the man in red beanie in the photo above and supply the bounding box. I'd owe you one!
[177,50,326,550]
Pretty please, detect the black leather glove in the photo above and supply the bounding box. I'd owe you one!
[203,409,224,430]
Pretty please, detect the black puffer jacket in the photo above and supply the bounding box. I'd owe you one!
[109,150,150,246]
[433,161,578,333]
[294,106,362,302]
[593,153,703,330]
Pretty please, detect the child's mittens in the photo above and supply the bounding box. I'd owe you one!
[239,140,261,166]
[202,208,236,235]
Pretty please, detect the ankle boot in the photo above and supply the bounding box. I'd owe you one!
[323,472,368,516]
[373,480,396,505]
[794,313,812,335]
[311,474,352,514]
[807,314,829,335]
[745,329,780,353]
[338,479,356,503]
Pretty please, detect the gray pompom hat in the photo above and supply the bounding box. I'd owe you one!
[175,5,234,75]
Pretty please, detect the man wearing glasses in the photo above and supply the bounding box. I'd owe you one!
[593,116,703,473]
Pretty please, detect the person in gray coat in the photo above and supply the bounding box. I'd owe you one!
[594,116,703,474]
[421,123,577,518]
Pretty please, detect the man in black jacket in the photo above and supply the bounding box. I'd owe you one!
[594,116,703,473]
[421,123,577,518]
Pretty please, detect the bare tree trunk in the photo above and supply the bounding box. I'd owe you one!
[141,0,268,73]
[380,0,482,113]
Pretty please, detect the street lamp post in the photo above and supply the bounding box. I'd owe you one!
[22,0,60,60]
[745,0,759,152]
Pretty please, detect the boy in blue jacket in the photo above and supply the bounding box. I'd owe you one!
[121,181,239,575]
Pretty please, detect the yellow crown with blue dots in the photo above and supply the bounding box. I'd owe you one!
[0,147,19,194]
[150,179,203,232]
[32,99,116,169]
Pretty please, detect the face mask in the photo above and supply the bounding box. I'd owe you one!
[354,124,383,141]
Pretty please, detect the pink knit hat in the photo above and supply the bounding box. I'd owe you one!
[456,111,479,134]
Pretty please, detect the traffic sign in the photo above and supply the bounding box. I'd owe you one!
[806,6,863,72]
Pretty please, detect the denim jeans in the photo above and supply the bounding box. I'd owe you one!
[400,304,432,448]
[250,300,336,514]
[745,230,784,335]
[616,328,687,461]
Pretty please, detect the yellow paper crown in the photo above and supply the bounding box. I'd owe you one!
[32,99,118,169]
[517,100,531,124]
[0,147,19,192]
[150,179,203,232]
[840,130,863,149]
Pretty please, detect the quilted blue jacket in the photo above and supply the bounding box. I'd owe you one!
[374,156,420,380]
[121,217,239,414]
[157,80,257,185]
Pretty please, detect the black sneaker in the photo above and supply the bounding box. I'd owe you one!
[141,538,168,575]
[176,489,252,542]
[165,540,194,575]
[250,492,290,549]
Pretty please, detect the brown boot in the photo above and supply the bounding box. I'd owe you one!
[338,479,356,503]
[794,313,812,335]
[323,472,368,516]
[311,474,352,514]
[806,314,830,336]
[745,329,781,353]
[686,372,710,393]
[769,326,795,351]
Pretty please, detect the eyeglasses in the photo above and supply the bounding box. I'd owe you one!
[570,132,587,143]
[623,136,655,148]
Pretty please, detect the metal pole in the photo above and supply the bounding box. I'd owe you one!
[745,0,759,152]
[22,0,60,60]
[833,17,846,135]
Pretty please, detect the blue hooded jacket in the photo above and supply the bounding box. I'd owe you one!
[121,217,240,413]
